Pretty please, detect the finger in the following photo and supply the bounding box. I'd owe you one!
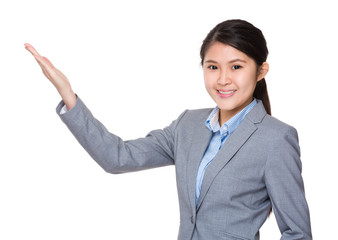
[25,43,55,69]
[42,56,55,68]
[34,54,54,77]
[24,43,41,57]
[35,58,51,79]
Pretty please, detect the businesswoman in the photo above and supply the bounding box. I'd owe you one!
[25,19,312,239]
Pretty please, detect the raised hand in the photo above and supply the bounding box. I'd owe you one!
[25,43,77,110]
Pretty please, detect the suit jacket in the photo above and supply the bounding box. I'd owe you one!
[56,97,312,240]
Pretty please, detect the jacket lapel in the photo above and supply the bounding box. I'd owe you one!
[195,101,267,210]
[186,112,213,212]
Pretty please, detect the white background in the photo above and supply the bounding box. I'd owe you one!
[1,0,337,239]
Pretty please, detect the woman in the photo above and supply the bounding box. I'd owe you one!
[25,19,312,239]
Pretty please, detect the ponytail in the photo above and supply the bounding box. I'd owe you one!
[253,78,271,115]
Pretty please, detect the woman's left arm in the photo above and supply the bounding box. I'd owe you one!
[265,126,312,239]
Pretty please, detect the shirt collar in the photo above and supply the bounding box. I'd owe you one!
[205,98,257,135]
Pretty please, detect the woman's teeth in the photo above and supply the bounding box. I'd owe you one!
[218,90,236,94]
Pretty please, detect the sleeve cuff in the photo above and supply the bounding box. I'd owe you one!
[59,104,68,114]
[56,94,79,116]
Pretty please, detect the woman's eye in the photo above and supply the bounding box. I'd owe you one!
[232,65,241,70]
[208,65,218,70]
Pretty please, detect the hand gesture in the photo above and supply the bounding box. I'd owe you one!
[25,43,76,110]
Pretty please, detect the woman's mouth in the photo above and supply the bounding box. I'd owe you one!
[217,89,237,97]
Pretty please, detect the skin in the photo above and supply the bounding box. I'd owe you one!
[24,43,77,110]
[202,42,269,126]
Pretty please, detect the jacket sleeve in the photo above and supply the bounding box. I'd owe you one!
[264,126,312,239]
[56,96,187,174]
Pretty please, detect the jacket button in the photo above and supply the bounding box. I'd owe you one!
[191,216,194,224]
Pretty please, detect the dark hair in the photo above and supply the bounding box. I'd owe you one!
[200,19,271,115]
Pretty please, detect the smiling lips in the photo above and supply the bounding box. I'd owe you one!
[217,89,237,98]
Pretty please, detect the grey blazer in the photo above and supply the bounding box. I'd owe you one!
[57,97,312,240]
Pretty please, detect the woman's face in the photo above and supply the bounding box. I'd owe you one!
[203,41,268,124]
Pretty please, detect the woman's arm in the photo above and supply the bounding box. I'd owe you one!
[25,43,185,172]
[24,43,76,110]
[265,126,312,239]
[56,97,186,173]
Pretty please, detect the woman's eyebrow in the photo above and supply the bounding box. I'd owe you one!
[204,58,247,64]
[228,58,247,63]
[204,59,218,64]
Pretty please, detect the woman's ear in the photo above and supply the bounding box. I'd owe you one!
[257,62,269,82]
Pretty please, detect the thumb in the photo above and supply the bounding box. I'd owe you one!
[42,56,55,68]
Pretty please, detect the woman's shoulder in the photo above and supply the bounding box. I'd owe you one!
[246,100,298,135]
[185,108,214,116]
[181,108,213,121]
[262,114,297,131]
[172,108,214,130]
[258,114,299,143]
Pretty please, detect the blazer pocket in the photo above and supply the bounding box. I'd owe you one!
[219,231,250,240]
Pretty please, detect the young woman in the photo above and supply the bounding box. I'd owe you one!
[25,19,312,239]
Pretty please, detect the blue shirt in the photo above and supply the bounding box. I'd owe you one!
[195,99,257,205]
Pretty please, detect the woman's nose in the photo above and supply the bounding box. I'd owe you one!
[217,71,231,86]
